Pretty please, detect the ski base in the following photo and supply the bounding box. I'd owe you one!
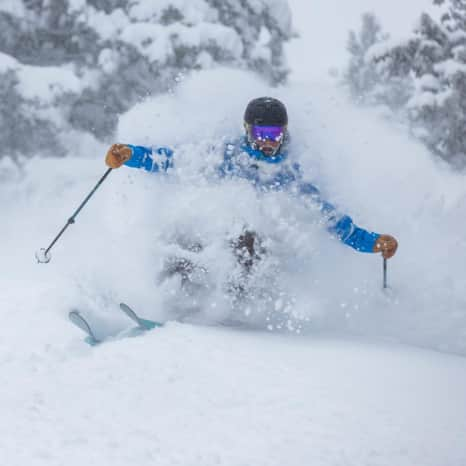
[69,310,101,346]
[119,302,163,330]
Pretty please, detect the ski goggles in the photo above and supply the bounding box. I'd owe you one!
[249,125,285,143]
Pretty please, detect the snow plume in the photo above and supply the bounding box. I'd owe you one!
[290,80,466,355]
[1,67,466,354]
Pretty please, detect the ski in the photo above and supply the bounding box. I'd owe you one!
[119,302,163,331]
[69,310,101,346]
[69,304,162,346]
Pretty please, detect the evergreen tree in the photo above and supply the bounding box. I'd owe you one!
[345,13,412,112]
[346,13,386,103]
[407,2,466,165]
[345,1,466,167]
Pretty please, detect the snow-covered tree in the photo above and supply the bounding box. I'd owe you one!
[345,1,466,167]
[410,0,466,165]
[0,0,292,160]
[345,13,413,114]
[345,13,386,103]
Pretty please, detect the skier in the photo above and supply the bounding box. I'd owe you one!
[105,97,398,282]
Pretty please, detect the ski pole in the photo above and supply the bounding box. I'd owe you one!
[383,257,388,289]
[36,168,113,263]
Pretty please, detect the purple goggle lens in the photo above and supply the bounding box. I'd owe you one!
[250,125,284,142]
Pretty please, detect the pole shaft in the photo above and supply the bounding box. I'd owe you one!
[383,258,387,289]
[70,168,113,222]
[43,168,112,257]
[44,220,73,257]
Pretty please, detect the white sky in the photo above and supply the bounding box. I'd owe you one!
[286,0,437,81]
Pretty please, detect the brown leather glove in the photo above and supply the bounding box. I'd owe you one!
[105,144,133,168]
[373,234,398,259]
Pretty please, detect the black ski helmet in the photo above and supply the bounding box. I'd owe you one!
[244,97,288,126]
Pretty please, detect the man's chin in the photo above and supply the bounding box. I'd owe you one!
[260,147,277,157]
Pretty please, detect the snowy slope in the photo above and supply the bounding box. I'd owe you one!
[1,1,466,465]
[2,323,466,466]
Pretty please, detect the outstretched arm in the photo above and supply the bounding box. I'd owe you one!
[299,182,398,257]
[105,144,174,172]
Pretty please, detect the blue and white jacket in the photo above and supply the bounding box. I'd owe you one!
[123,139,380,253]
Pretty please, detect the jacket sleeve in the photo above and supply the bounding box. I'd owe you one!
[299,181,380,253]
[124,145,174,173]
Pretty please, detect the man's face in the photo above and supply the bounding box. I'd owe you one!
[246,124,286,156]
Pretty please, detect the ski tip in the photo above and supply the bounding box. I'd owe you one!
[69,310,101,345]
[69,310,88,330]
[119,302,163,330]
[119,302,139,322]
[119,302,132,312]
